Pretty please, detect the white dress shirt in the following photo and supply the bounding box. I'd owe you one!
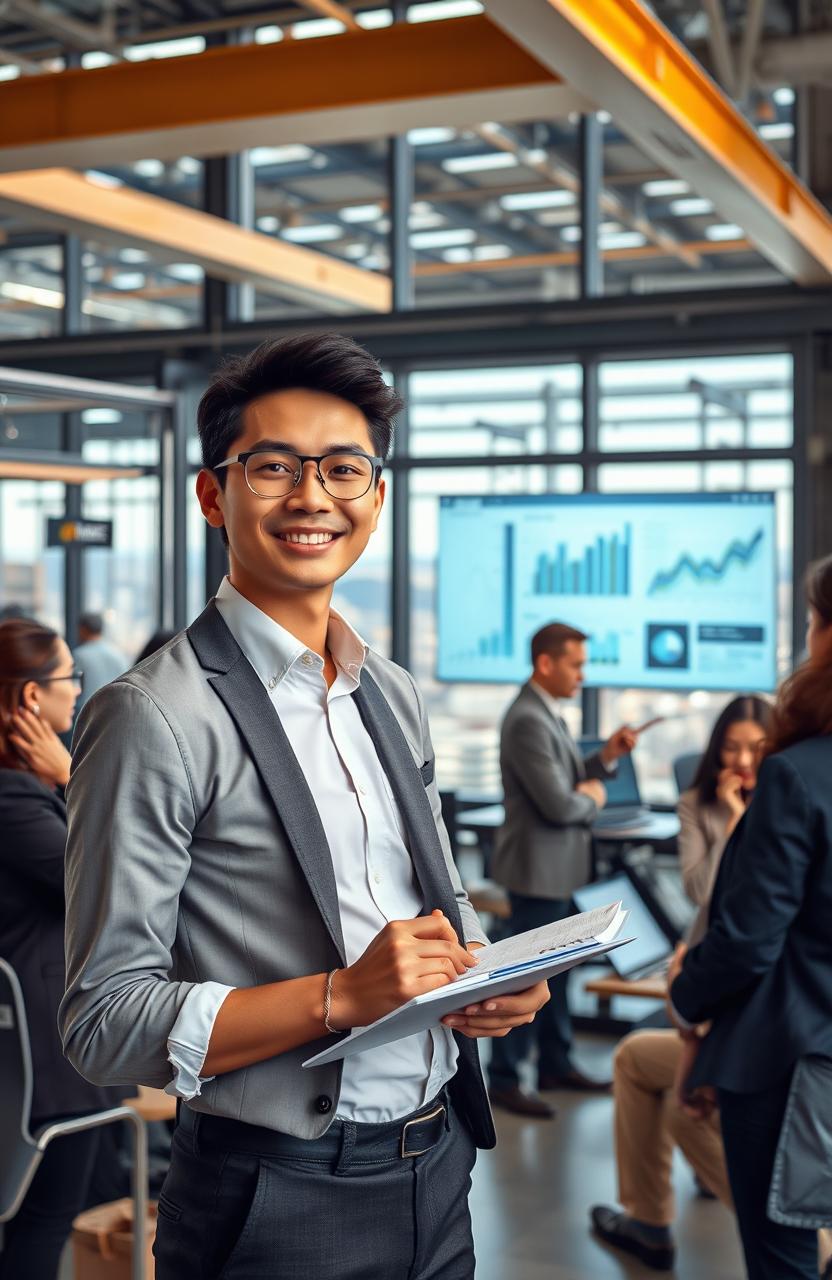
[166,577,459,1123]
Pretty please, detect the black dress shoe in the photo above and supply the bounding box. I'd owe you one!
[590,1206,675,1271]
[538,1068,611,1092]
[487,1085,556,1118]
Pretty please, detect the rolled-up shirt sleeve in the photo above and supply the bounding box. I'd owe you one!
[165,982,235,1100]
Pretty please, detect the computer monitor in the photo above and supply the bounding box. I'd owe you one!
[573,870,673,979]
[580,738,642,810]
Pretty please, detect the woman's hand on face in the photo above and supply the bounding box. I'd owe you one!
[715,767,746,818]
[8,709,72,788]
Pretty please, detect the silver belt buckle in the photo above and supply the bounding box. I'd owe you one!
[400,1103,446,1158]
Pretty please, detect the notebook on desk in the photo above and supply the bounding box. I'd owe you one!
[580,737,648,828]
[573,869,675,981]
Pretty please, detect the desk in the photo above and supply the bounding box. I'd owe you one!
[458,804,680,844]
[584,974,667,1002]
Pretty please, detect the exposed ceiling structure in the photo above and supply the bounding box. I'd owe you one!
[0,0,827,336]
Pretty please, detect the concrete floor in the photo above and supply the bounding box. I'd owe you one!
[471,1034,743,1279]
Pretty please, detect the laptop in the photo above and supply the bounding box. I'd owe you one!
[573,869,675,981]
[580,736,648,828]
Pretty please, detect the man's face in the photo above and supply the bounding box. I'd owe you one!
[536,640,587,699]
[197,388,385,605]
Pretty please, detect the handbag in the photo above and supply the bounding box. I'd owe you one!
[767,1055,832,1228]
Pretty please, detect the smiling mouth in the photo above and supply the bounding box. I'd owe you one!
[275,531,341,545]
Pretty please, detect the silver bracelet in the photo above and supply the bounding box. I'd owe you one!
[323,968,340,1034]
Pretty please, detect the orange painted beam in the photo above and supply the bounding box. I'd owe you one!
[485,0,832,284]
[0,18,591,170]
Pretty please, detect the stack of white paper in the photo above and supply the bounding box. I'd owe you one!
[303,901,631,1068]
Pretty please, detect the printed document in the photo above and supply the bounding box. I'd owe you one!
[303,901,629,1068]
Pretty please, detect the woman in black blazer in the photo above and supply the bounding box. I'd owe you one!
[671,555,832,1280]
[0,618,121,1280]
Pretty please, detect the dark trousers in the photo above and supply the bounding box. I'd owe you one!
[154,1094,477,1280]
[718,1077,819,1280]
[0,1125,100,1280]
[488,893,573,1089]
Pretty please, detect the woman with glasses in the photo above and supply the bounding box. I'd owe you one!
[0,618,117,1279]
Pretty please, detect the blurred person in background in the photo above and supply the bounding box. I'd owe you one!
[0,619,121,1280]
[671,555,832,1280]
[73,611,126,710]
[590,694,772,1272]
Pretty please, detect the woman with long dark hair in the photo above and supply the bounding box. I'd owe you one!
[670,555,832,1279]
[678,694,772,906]
[0,619,120,1279]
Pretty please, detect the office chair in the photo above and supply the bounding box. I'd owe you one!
[0,957,149,1280]
[673,752,701,796]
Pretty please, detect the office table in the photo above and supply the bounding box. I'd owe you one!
[458,804,680,844]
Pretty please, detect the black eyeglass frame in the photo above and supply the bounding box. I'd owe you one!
[213,450,384,500]
[38,670,85,689]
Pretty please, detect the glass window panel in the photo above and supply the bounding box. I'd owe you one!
[597,458,793,804]
[81,427,160,659]
[599,352,793,452]
[409,464,582,790]
[252,138,390,321]
[0,480,65,628]
[411,118,581,309]
[0,241,63,340]
[187,485,207,624]
[599,123,788,295]
[80,159,205,332]
[409,363,582,456]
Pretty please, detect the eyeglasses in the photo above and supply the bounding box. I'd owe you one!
[39,670,84,691]
[213,450,383,501]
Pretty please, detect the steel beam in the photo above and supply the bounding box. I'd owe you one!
[0,169,391,312]
[483,0,832,284]
[0,18,590,170]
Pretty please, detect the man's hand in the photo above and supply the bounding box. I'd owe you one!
[577,778,607,809]
[600,725,638,766]
[329,910,476,1030]
[439,980,550,1039]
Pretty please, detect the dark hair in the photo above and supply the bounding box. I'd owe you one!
[692,694,773,805]
[767,554,832,754]
[79,611,104,635]
[197,333,402,477]
[134,629,177,665]
[530,621,589,665]
[0,618,62,770]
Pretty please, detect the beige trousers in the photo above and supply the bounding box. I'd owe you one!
[612,1028,832,1269]
[613,1028,731,1227]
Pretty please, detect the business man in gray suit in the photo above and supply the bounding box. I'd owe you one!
[60,333,549,1280]
[488,622,636,1117]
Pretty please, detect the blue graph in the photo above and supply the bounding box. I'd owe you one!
[533,524,631,597]
[475,524,515,658]
[648,528,764,596]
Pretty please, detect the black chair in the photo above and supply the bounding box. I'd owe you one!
[673,752,701,796]
[0,957,149,1279]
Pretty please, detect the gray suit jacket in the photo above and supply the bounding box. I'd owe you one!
[59,602,495,1148]
[490,682,607,901]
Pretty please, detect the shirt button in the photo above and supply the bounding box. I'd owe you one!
[315,1094,332,1114]
[302,653,315,667]
[374,872,382,884]
[357,783,367,796]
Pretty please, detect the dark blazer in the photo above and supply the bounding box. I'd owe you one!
[671,737,832,1093]
[0,768,121,1121]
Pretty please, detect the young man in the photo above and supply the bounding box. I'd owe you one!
[488,622,636,1117]
[60,333,549,1280]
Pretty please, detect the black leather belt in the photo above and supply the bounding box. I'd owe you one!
[178,1093,449,1163]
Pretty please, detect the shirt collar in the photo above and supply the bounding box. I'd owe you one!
[214,576,368,692]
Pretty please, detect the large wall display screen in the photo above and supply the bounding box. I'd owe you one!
[437,492,777,690]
